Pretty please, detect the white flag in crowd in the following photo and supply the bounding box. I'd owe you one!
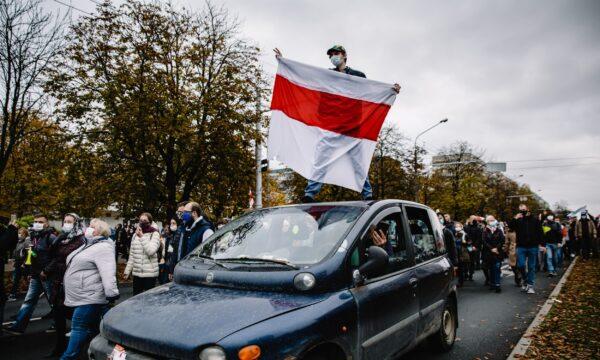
[268,58,397,192]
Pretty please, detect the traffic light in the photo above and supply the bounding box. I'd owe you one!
[260,159,269,172]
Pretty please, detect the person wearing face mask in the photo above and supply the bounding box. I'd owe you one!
[542,213,562,277]
[576,210,597,260]
[482,215,505,293]
[158,218,178,284]
[273,46,401,203]
[124,212,160,295]
[42,213,85,356]
[177,202,215,263]
[464,215,483,281]
[509,204,544,294]
[7,227,29,302]
[4,214,57,335]
[61,218,119,360]
[454,223,470,287]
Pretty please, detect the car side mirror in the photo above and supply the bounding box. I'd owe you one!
[354,246,389,286]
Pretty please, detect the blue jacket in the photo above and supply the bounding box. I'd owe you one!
[178,218,215,261]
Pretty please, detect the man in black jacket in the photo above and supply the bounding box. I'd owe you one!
[0,216,19,335]
[464,216,483,280]
[509,204,544,294]
[4,214,57,334]
[542,213,562,277]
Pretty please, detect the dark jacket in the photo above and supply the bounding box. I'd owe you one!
[542,221,562,245]
[509,215,544,248]
[44,233,85,305]
[332,66,366,78]
[482,227,505,262]
[0,224,18,260]
[179,218,215,261]
[443,228,458,266]
[464,222,483,250]
[29,228,57,276]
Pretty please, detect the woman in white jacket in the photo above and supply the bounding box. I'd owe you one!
[124,212,160,295]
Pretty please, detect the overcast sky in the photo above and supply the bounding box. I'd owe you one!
[55,0,600,214]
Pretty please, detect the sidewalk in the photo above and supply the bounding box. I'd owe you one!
[518,258,600,359]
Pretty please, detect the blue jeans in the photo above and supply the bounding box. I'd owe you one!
[517,247,538,286]
[489,259,502,287]
[305,179,373,199]
[10,277,53,331]
[60,304,109,360]
[546,243,560,272]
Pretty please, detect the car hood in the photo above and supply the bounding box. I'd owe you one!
[101,282,329,358]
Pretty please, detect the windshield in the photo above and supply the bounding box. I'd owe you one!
[193,205,365,266]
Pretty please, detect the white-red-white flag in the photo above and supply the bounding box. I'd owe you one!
[268,57,397,192]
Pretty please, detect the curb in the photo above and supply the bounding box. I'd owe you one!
[506,257,578,359]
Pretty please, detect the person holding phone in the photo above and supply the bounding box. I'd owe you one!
[124,212,160,295]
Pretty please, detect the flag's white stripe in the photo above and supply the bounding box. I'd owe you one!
[277,58,396,106]
[268,110,376,192]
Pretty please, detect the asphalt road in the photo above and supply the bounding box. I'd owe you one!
[0,262,566,360]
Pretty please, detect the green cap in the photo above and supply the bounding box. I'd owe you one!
[326,45,346,56]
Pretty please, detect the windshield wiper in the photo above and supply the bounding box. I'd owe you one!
[218,257,299,270]
[194,254,231,270]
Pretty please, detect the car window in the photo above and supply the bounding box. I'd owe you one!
[428,209,447,254]
[405,206,438,263]
[351,212,411,275]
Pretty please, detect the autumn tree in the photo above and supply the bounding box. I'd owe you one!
[0,0,65,180]
[47,1,268,221]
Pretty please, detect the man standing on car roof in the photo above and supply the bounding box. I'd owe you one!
[273,45,400,203]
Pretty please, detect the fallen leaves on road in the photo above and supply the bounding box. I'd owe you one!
[522,258,600,359]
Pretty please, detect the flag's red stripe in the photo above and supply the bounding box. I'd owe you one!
[270,75,390,141]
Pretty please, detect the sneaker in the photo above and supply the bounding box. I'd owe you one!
[547,272,555,277]
[521,284,529,292]
[65,331,71,338]
[527,286,536,294]
[6,294,17,302]
[2,326,24,335]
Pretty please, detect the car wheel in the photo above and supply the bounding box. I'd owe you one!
[431,300,457,352]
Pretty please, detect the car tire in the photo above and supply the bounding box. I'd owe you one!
[430,299,457,352]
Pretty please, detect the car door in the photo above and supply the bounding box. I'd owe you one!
[349,207,419,359]
[404,205,452,338]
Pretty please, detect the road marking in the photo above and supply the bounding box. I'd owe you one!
[2,317,41,326]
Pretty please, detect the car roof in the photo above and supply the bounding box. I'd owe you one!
[266,199,431,211]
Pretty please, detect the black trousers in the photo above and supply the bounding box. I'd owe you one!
[53,304,68,353]
[132,276,157,296]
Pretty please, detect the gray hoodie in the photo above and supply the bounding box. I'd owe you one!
[63,237,119,307]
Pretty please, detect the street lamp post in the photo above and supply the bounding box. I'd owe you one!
[412,118,448,201]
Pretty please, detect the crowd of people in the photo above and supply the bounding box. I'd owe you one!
[0,200,215,359]
[0,201,598,358]
[439,204,599,294]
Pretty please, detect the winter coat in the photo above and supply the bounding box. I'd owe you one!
[44,233,85,306]
[542,221,562,245]
[576,219,597,239]
[464,222,483,250]
[482,227,505,263]
[29,228,57,276]
[178,217,215,261]
[503,231,517,267]
[124,229,160,278]
[509,215,544,248]
[0,224,18,261]
[63,237,119,307]
[12,235,30,265]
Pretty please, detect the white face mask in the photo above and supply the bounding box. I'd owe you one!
[330,54,344,67]
[84,227,95,240]
[62,223,74,233]
[170,225,178,232]
[547,216,554,221]
[32,222,44,231]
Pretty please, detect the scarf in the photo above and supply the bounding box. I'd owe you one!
[62,213,84,244]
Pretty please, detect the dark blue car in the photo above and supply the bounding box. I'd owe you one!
[89,200,457,360]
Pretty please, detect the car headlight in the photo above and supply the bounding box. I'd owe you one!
[199,346,226,360]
